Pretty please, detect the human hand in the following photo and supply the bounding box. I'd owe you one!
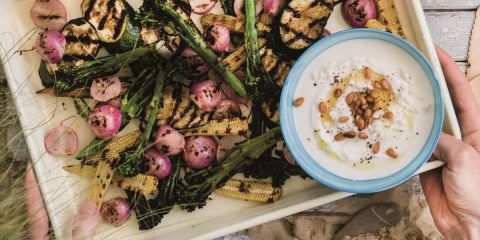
[25,164,100,240]
[420,46,480,239]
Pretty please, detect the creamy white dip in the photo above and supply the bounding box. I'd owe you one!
[292,39,435,180]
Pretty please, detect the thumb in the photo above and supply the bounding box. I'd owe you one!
[433,133,472,167]
[72,200,100,240]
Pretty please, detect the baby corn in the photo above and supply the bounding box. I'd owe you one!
[180,118,249,136]
[215,179,282,203]
[376,0,405,38]
[200,14,271,33]
[63,164,158,196]
[223,39,267,71]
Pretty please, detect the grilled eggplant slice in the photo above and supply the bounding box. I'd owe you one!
[81,0,128,43]
[376,0,405,38]
[61,18,101,66]
[156,84,212,129]
[279,0,334,49]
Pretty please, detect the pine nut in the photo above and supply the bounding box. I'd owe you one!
[372,142,380,154]
[339,116,349,123]
[334,133,345,141]
[364,67,372,79]
[386,148,397,158]
[334,88,343,98]
[319,102,328,113]
[358,132,368,139]
[383,111,394,119]
[294,97,304,107]
[344,131,356,138]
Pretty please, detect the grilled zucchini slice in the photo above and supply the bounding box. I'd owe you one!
[279,0,334,49]
[104,1,141,53]
[81,0,128,43]
[61,18,101,66]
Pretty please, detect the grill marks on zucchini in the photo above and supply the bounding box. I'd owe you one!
[61,18,100,66]
[81,0,128,42]
[279,0,334,49]
[156,84,212,129]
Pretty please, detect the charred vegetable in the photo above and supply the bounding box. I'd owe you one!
[180,118,248,136]
[341,0,377,28]
[81,0,128,43]
[61,18,101,66]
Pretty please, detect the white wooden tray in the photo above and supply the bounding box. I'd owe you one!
[0,0,460,239]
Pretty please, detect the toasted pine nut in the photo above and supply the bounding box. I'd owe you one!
[372,142,381,154]
[383,111,394,119]
[364,109,372,117]
[334,133,345,141]
[364,67,372,79]
[346,93,355,105]
[357,119,365,130]
[381,79,391,90]
[386,148,397,158]
[344,131,356,138]
[358,132,368,139]
[370,90,379,98]
[339,116,349,123]
[294,97,304,107]
[319,102,328,113]
[334,88,343,98]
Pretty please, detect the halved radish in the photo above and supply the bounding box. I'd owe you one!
[44,123,78,156]
[204,23,230,53]
[35,31,66,63]
[90,76,122,102]
[30,0,68,31]
[263,0,285,16]
[190,0,218,15]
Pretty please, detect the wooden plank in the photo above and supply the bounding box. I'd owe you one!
[421,0,480,10]
[425,11,475,61]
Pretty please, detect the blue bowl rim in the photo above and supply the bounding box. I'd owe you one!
[280,29,444,193]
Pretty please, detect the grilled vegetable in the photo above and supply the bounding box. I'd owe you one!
[279,0,334,49]
[375,0,405,38]
[37,82,129,98]
[183,136,218,169]
[73,98,91,120]
[105,2,141,53]
[181,48,210,77]
[212,100,241,120]
[222,38,267,71]
[155,125,185,156]
[36,31,66,63]
[88,104,122,139]
[190,80,222,112]
[204,23,231,53]
[365,19,387,31]
[181,127,283,210]
[341,0,377,28]
[30,0,67,31]
[261,100,280,124]
[44,123,78,156]
[90,76,122,102]
[81,0,128,43]
[63,164,158,196]
[190,0,218,14]
[38,61,56,88]
[100,197,132,227]
[180,118,248,136]
[200,14,271,33]
[61,18,101,66]
[157,2,246,96]
[156,84,212,129]
[264,0,286,17]
[215,179,282,203]
[144,148,172,179]
[233,0,263,16]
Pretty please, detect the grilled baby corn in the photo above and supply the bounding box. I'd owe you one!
[376,0,405,38]
[215,179,282,203]
[180,118,249,136]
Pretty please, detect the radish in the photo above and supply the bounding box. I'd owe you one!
[220,82,249,106]
[90,76,122,102]
[30,0,67,31]
[190,0,218,15]
[144,148,172,179]
[341,0,377,28]
[87,104,122,139]
[190,80,222,112]
[100,198,131,227]
[204,23,231,53]
[263,0,286,16]
[155,125,185,156]
[35,31,65,63]
[181,48,210,77]
[282,146,296,165]
[44,122,78,156]
[183,136,218,169]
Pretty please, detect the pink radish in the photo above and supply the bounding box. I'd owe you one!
[44,122,78,156]
[220,82,249,106]
[144,148,173,179]
[183,136,218,169]
[181,48,210,77]
[35,31,65,63]
[155,125,185,156]
[190,80,222,112]
[87,104,122,139]
[190,0,218,15]
[30,0,67,31]
[204,22,231,53]
[341,0,377,28]
[90,76,122,102]
[263,0,286,16]
[100,198,131,227]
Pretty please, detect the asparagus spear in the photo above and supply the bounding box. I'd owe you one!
[180,127,283,210]
[116,66,167,177]
[155,2,247,97]
[57,47,153,91]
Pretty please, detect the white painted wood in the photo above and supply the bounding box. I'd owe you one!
[421,0,480,9]
[425,11,476,61]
